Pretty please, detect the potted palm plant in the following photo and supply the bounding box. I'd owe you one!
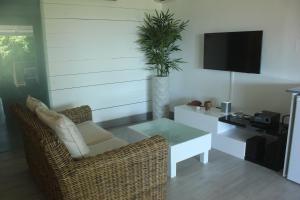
[137,10,188,119]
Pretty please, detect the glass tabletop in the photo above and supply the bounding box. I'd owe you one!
[129,118,210,146]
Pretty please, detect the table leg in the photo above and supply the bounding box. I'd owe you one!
[169,159,177,178]
[169,150,177,178]
[200,151,209,164]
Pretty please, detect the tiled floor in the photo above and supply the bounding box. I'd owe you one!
[0,123,10,152]
[0,120,23,153]
[1,125,300,200]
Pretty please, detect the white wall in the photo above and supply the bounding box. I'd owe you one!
[164,0,300,114]
[40,0,161,122]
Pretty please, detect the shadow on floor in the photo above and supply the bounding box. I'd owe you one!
[0,117,23,153]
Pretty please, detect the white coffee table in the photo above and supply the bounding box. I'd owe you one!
[129,118,211,178]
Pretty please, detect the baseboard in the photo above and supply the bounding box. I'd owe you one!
[98,112,153,129]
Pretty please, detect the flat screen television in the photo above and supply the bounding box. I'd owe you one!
[203,31,263,74]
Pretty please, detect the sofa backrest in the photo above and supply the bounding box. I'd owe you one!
[11,104,74,177]
[13,106,53,152]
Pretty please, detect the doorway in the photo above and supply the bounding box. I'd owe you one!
[0,26,43,151]
[0,0,49,153]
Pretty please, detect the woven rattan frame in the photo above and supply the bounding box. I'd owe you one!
[11,104,168,200]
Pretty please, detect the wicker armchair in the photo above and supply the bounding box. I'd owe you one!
[12,104,168,200]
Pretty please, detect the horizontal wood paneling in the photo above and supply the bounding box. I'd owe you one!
[44,20,142,62]
[47,46,141,63]
[50,80,151,110]
[92,101,151,122]
[47,57,146,76]
[44,19,140,35]
[43,4,146,21]
[42,0,161,10]
[41,0,159,121]
[49,69,150,90]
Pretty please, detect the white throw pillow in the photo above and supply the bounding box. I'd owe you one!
[36,107,90,158]
[26,96,48,112]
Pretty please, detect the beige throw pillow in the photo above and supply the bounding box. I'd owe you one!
[36,107,90,158]
[26,96,48,112]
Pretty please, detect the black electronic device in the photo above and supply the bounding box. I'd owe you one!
[245,136,266,164]
[253,111,280,129]
[264,138,286,171]
[204,31,263,74]
[245,136,287,171]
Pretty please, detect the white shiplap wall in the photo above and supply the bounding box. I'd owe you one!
[41,0,161,122]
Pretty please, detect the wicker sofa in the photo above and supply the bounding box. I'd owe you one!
[12,104,168,200]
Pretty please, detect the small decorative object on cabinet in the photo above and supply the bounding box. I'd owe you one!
[204,101,213,111]
[221,101,232,114]
[137,10,189,119]
[187,100,202,107]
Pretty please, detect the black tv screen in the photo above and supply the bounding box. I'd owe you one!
[204,31,263,74]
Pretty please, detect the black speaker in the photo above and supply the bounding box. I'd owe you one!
[245,136,266,164]
[264,138,286,171]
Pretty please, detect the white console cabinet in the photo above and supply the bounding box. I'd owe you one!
[175,105,261,159]
[175,105,231,133]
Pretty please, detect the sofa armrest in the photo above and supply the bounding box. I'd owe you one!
[63,136,168,200]
[59,105,92,124]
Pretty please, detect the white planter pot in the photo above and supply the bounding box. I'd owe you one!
[152,76,169,119]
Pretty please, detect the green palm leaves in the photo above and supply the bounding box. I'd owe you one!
[137,10,188,77]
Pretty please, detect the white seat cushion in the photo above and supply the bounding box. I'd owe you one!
[26,96,48,112]
[36,107,90,159]
[88,137,128,156]
[76,121,113,145]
